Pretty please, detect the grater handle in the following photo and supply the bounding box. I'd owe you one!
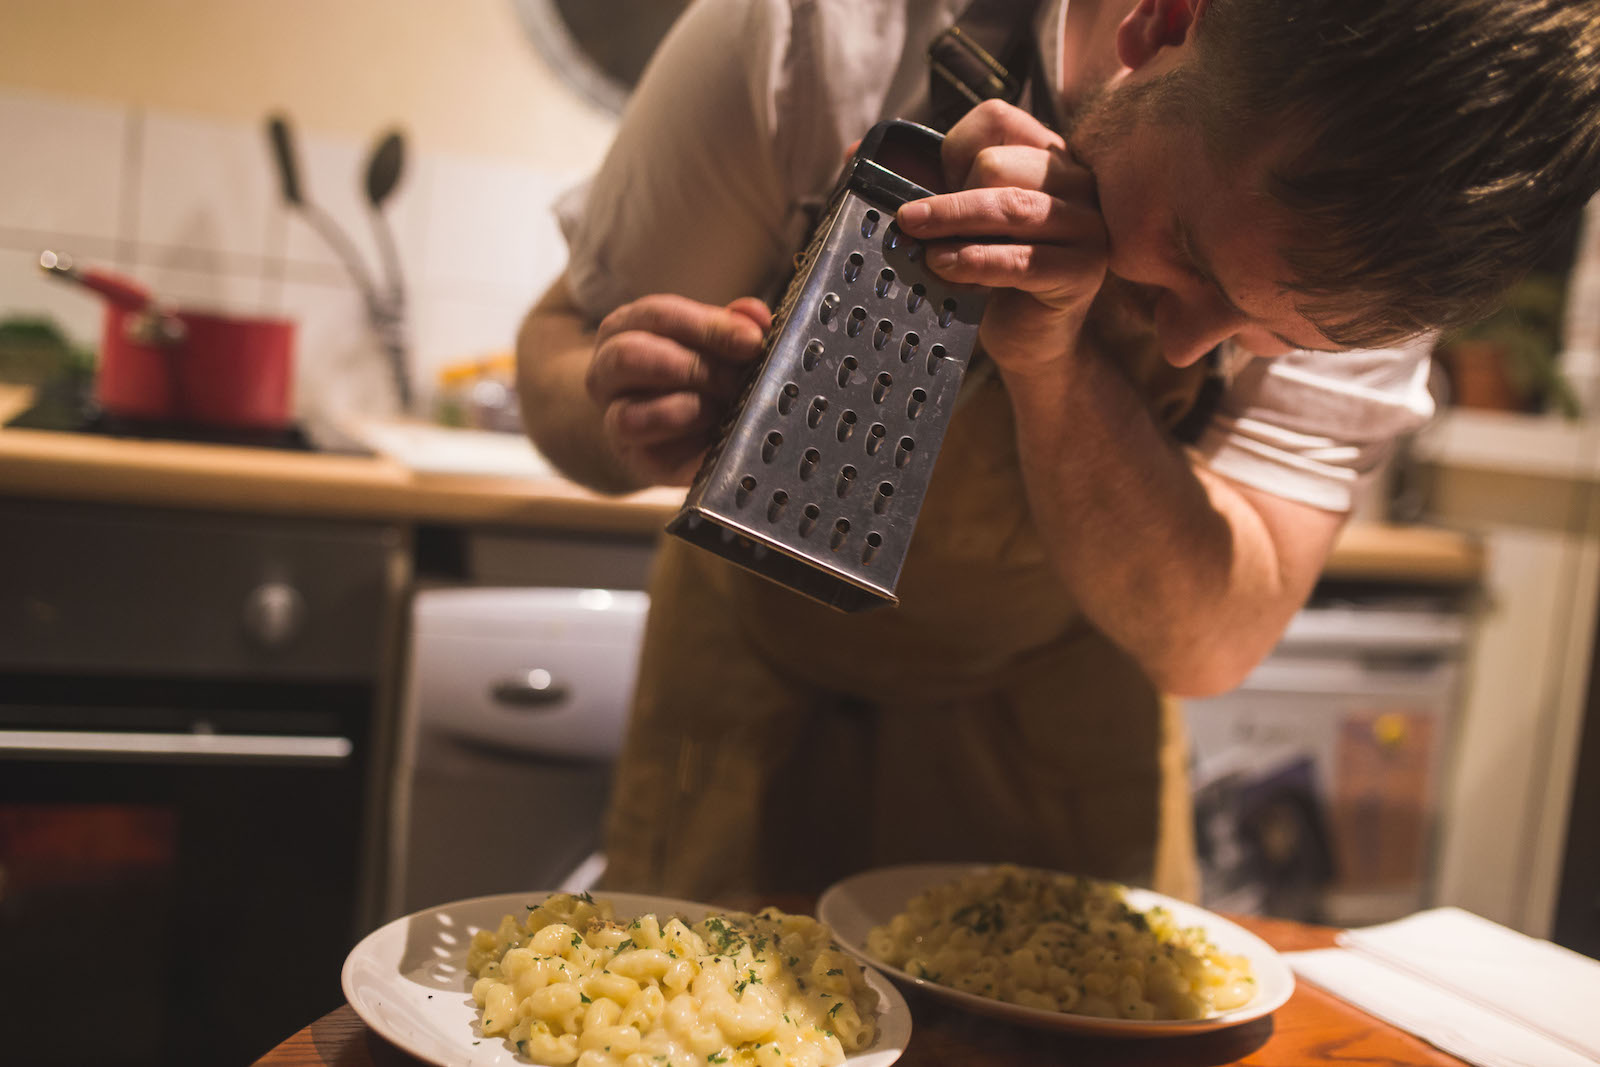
[843,120,951,208]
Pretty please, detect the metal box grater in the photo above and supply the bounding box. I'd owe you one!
[667,120,989,612]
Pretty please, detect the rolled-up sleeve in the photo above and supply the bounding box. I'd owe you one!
[1191,337,1437,513]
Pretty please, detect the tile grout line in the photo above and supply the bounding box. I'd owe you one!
[115,106,144,271]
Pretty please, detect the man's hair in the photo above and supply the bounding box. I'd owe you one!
[1191,0,1600,348]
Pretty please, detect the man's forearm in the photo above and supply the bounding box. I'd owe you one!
[997,348,1336,697]
[515,280,641,496]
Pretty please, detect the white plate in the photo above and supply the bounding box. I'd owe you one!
[816,863,1295,1037]
[342,890,913,1067]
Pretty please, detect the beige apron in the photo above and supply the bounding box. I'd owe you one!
[601,341,1211,904]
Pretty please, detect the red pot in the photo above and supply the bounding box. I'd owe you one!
[96,304,296,430]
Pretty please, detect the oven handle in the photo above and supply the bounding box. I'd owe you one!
[0,730,352,766]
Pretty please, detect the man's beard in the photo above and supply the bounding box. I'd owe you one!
[1059,74,1190,363]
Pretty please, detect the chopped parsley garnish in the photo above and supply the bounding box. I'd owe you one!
[829,1002,843,1017]
[787,956,799,968]
[580,993,592,1004]
[617,939,634,952]
[708,1054,728,1064]
[576,891,595,904]
[826,968,843,976]
[571,933,583,948]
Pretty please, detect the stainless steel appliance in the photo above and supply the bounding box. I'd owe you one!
[0,497,406,1066]
[1187,592,1469,926]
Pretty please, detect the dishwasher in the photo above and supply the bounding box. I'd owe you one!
[1185,592,1470,926]
[392,586,649,914]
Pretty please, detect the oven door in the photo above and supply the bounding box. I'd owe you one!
[0,675,371,1067]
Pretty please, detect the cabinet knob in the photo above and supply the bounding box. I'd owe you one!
[243,581,306,649]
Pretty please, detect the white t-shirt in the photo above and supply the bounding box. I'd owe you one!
[556,0,1436,513]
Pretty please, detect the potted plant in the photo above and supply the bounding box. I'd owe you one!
[1433,272,1581,417]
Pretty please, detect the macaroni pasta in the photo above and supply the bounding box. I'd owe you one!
[865,866,1255,1020]
[468,893,880,1067]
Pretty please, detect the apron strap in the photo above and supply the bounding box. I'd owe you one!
[927,0,1049,132]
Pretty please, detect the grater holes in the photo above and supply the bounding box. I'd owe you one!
[778,382,799,415]
[939,297,958,328]
[862,531,883,564]
[837,464,857,497]
[899,331,920,363]
[830,518,851,550]
[803,340,824,371]
[837,409,858,442]
[895,437,916,468]
[807,396,828,428]
[799,503,820,537]
[884,222,903,251]
[876,268,895,298]
[767,490,789,523]
[847,306,868,337]
[735,475,757,507]
[799,447,821,479]
[867,422,887,455]
[837,355,858,389]
[926,343,947,375]
[861,209,879,239]
[762,430,783,463]
[873,372,893,404]
[873,481,894,514]
[843,252,864,284]
[820,293,841,325]
[907,283,926,312]
[907,387,927,419]
[873,319,893,350]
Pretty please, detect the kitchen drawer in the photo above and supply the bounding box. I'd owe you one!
[0,498,404,680]
[410,587,648,760]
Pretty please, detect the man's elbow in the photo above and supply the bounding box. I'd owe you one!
[1146,638,1271,700]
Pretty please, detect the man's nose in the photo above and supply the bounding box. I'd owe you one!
[1159,299,1246,367]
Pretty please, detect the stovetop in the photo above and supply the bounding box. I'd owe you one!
[6,379,316,451]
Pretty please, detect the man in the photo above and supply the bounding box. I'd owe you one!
[517,0,1600,900]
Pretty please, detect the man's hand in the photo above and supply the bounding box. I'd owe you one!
[895,99,1107,377]
[584,293,772,487]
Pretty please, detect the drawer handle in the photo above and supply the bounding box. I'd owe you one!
[491,669,570,710]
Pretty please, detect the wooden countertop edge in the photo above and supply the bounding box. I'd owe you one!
[0,427,1483,581]
[1325,521,1484,584]
[0,427,685,536]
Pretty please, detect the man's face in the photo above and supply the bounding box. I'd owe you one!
[1068,68,1343,366]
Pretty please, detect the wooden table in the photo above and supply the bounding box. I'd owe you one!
[256,914,1465,1067]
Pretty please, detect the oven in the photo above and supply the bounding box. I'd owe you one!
[0,497,407,1066]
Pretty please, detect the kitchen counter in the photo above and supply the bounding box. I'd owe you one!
[0,424,1484,582]
[254,914,1467,1067]
[0,424,684,537]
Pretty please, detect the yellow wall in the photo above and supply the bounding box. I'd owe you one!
[0,0,616,164]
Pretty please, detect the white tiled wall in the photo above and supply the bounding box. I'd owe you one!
[0,86,608,422]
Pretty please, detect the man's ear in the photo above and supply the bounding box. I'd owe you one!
[1115,0,1208,71]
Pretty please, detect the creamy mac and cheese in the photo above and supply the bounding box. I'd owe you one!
[865,866,1255,1021]
[468,893,880,1067]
